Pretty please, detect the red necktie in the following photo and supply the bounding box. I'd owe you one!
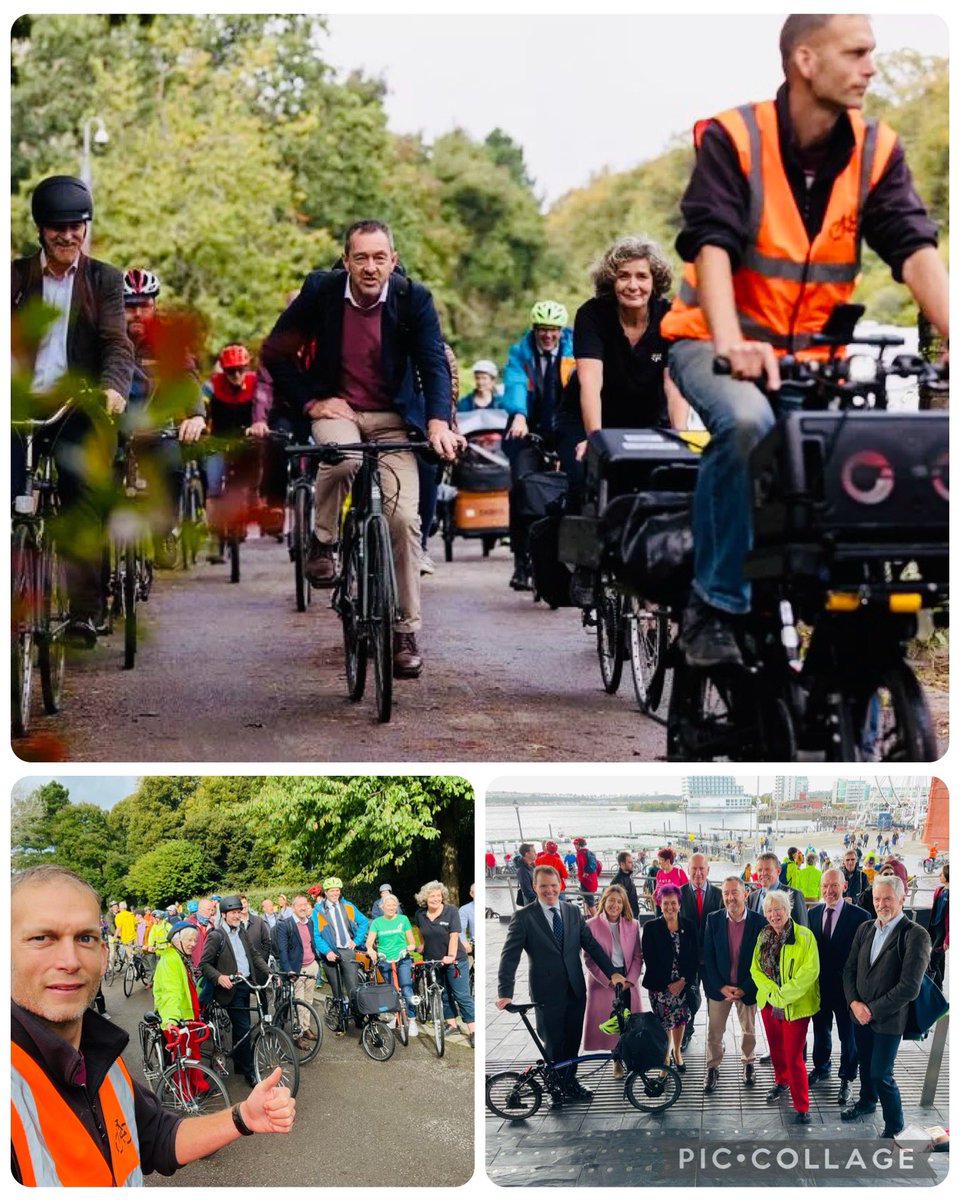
[696,888,703,919]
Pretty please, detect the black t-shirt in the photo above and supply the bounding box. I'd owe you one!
[415,904,468,962]
[569,293,671,428]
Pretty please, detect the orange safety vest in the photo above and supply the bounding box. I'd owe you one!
[661,100,898,358]
[11,1042,143,1187]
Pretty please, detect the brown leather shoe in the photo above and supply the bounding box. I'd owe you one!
[305,540,338,586]
[743,1062,756,1087]
[704,1067,720,1093]
[393,632,423,678]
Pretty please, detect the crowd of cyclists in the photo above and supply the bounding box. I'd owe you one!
[98,876,476,1087]
[11,13,950,755]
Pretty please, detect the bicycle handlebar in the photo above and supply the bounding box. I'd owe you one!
[11,400,76,430]
[285,441,431,458]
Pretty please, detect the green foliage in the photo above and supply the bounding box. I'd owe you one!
[124,839,215,906]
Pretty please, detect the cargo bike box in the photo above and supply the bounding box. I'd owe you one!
[351,980,401,1017]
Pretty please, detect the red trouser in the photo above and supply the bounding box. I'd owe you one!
[760,1008,809,1113]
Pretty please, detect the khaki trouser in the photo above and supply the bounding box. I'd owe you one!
[706,996,757,1069]
[293,957,320,1009]
[311,410,421,633]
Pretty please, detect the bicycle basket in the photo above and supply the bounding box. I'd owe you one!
[614,1011,668,1072]
[351,981,401,1017]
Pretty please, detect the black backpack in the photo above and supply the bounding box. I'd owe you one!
[615,1011,668,1072]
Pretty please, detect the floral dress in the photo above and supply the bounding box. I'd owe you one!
[650,928,690,1030]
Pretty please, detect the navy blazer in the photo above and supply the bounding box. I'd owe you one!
[498,899,616,1006]
[702,907,767,1005]
[640,916,700,994]
[275,913,323,974]
[808,901,871,997]
[261,268,451,433]
[679,880,724,963]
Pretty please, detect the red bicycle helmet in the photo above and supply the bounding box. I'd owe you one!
[544,840,558,853]
[306,884,324,898]
[123,267,160,302]
[573,836,587,847]
[218,343,250,369]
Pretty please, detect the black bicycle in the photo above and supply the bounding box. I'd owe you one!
[11,401,72,737]
[284,441,315,613]
[272,971,323,1064]
[667,304,948,762]
[203,975,300,1095]
[286,439,430,723]
[412,958,452,1059]
[123,949,151,997]
[321,956,397,1061]
[176,451,208,569]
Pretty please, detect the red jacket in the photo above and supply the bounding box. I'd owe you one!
[535,851,568,890]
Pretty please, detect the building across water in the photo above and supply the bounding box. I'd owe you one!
[682,776,753,813]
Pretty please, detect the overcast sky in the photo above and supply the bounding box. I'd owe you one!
[12,776,139,810]
[321,12,948,204]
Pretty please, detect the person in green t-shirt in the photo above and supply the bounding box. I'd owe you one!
[365,894,418,1035]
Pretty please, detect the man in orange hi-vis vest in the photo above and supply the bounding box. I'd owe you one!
[661,14,949,669]
[11,865,296,1186]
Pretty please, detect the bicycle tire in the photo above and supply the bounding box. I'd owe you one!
[181,478,206,568]
[596,580,624,694]
[360,1019,396,1062]
[323,995,343,1032]
[123,542,137,669]
[429,988,445,1058]
[485,1070,543,1120]
[627,598,669,714]
[157,1060,231,1115]
[293,485,312,613]
[340,518,367,702]
[367,515,395,723]
[624,1065,682,1113]
[123,962,136,998]
[38,541,67,714]
[667,659,742,762]
[11,526,36,737]
[140,1030,166,1093]
[276,999,323,1064]
[253,1026,300,1097]
[228,536,240,584]
[397,1005,409,1047]
[842,660,937,762]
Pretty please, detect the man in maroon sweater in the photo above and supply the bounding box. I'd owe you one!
[262,220,462,677]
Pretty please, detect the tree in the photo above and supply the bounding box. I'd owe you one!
[124,839,214,906]
[48,803,122,899]
[109,777,199,860]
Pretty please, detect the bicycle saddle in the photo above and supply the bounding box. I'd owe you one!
[505,1002,536,1013]
[143,1011,161,1024]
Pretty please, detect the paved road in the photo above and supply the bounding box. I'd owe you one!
[13,532,671,762]
[99,966,473,1187]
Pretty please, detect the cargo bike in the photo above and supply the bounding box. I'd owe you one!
[437,409,511,561]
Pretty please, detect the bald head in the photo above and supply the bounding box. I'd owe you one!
[820,868,846,905]
[688,854,709,888]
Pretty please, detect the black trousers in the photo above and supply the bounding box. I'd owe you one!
[326,954,362,1003]
[503,437,545,562]
[812,988,859,1080]
[535,984,586,1090]
[226,981,254,1076]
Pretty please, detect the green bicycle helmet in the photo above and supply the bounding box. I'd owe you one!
[530,300,568,328]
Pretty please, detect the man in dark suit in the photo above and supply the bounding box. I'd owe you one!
[515,843,537,906]
[612,851,640,919]
[12,175,134,641]
[262,219,463,678]
[840,849,869,905]
[746,853,809,926]
[841,875,931,1138]
[496,865,626,1103]
[679,852,724,1050]
[808,868,871,1106]
[702,876,766,1092]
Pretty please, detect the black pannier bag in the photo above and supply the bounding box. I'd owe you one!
[529,514,576,608]
[513,469,568,520]
[351,981,401,1017]
[600,491,693,603]
[451,445,511,493]
[615,1011,668,1072]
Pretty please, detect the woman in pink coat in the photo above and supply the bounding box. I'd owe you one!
[582,884,643,1076]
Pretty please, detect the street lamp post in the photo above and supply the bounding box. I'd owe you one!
[79,116,108,251]
[514,803,524,841]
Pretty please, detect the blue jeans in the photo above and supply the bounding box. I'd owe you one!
[441,960,475,1024]
[390,956,417,1018]
[852,1024,903,1129]
[667,339,776,613]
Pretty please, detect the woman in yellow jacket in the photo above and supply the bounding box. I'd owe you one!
[750,889,819,1125]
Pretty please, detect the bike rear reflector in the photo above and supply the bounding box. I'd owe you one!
[931,450,949,501]
[840,449,894,505]
[825,592,860,612]
[889,593,922,613]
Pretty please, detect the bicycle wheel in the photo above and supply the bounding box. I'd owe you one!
[103,957,117,987]
[38,541,67,714]
[667,660,744,762]
[323,995,343,1032]
[485,1070,544,1120]
[276,1000,323,1064]
[340,519,367,702]
[429,988,446,1058]
[123,962,136,998]
[361,1019,396,1062]
[596,579,624,694]
[157,1061,231,1115]
[842,661,937,762]
[367,515,395,723]
[140,1030,166,1093]
[228,535,240,584]
[396,1005,409,1047]
[253,1026,300,1097]
[123,542,137,669]
[625,1065,682,1113]
[11,526,36,737]
[293,485,312,613]
[627,598,669,714]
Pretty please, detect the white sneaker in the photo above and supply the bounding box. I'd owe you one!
[420,551,435,576]
[408,1018,419,1036]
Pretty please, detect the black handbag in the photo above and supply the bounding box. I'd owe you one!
[904,972,949,1041]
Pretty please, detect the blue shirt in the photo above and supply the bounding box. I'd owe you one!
[870,910,905,965]
[226,923,251,977]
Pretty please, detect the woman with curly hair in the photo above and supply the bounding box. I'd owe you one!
[413,880,475,1046]
[654,847,689,906]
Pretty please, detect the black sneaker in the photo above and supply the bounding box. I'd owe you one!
[679,594,743,668]
[65,617,99,649]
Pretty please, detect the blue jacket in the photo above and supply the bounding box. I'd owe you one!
[276,913,324,974]
[702,907,767,1005]
[313,897,370,956]
[501,327,575,423]
[261,269,451,434]
[457,390,507,413]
